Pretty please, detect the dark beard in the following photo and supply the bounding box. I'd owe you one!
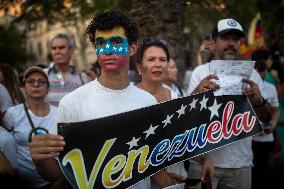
[223,48,238,60]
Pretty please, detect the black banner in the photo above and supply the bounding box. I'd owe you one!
[57,90,262,189]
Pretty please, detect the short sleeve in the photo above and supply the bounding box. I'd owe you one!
[268,84,279,108]
[0,127,17,168]
[50,101,75,134]
[3,108,15,130]
[187,64,209,95]
[250,69,264,94]
[0,84,13,113]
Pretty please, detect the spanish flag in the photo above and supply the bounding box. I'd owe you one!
[240,13,265,58]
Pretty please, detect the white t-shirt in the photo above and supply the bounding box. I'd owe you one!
[0,83,14,113]
[4,104,57,188]
[163,84,179,99]
[253,81,279,142]
[54,79,157,189]
[0,126,17,168]
[187,62,264,168]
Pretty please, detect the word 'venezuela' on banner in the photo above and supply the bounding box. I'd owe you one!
[57,90,262,189]
[240,12,265,58]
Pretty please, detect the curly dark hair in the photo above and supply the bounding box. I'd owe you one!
[86,10,138,46]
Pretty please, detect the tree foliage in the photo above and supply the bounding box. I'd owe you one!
[130,0,187,85]
[15,0,132,26]
[2,0,283,69]
[0,0,21,11]
[0,25,34,66]
[256,0,284,51]
[186,0,258,41]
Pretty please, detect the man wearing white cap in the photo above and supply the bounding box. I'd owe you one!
[186,18,272,189]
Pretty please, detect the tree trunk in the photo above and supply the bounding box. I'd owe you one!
[74,19,88,68]
[130,0,187,87]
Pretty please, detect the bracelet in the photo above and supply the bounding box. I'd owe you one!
[254,97,267,108]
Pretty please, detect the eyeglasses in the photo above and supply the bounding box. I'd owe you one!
[25,79,48,86]
[142,38,168,46]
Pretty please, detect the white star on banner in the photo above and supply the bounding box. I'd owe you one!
[118,47,123,51]
[176,104,187,119]
[106,44,110,48]
[199,95,209,111]
[126,137,140,150]
[99,48,104,53]
[208,99,222,120]
[189,98,198,111]
[162,114,174,128]
[125,47,128,52]
[143,124,159,139]
[113,47,117,51]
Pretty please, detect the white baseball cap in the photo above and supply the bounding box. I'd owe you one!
[212,18,245,38]
[23,66,49,84]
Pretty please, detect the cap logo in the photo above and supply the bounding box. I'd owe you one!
[227,20,237,27]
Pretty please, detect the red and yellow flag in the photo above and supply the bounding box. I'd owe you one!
[240,13,265,58]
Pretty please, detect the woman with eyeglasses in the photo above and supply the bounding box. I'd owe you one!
[3,66,57,189]
[136,39,214,189]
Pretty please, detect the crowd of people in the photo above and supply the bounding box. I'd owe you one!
[0,10,283,189]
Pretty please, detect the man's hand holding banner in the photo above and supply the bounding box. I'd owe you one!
[57,90,262,189]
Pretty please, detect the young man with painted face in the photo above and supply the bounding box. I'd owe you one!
[187,18,272,189]
[29,11,158,188]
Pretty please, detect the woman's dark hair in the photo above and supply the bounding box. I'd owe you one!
[136,39,170,64]
[254,60,267,72]
[87,10,138,45]
[0,64,25,105]
[251,49,270,61]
